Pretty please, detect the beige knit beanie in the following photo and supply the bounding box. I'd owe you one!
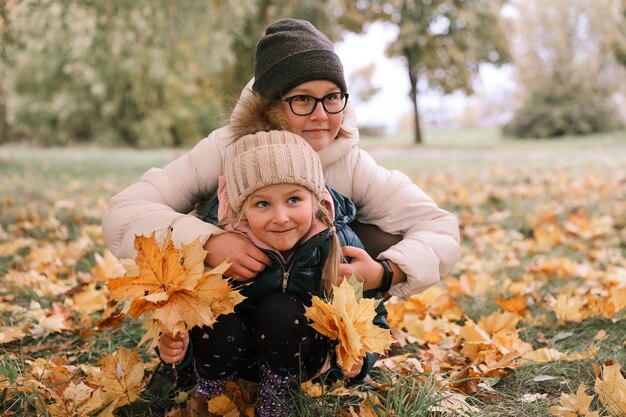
[226,130,325,213]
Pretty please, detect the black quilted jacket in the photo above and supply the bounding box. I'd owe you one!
[198,186,389,382]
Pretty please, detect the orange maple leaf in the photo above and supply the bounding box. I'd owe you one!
[205,380,255,417]
[553,293,587,324]
[594,360,626,417]
[88,348,144,414]
[496,295,527,315]
[207,394,240,417]
[106,231,245,348]
[549,384,599,417]
[46,381,106,417]
[148,267,245,336]
[304,277,395,372]
[107,231,202,308]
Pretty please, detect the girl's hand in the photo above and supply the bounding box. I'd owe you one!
[339,246,384,291]
[204,232,271,281]
[158,332,189,364]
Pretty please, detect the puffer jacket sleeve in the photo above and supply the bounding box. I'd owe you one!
[101,128,229,259]
[326,148,460,298]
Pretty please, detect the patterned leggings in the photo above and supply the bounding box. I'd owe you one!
[190,292,330,382]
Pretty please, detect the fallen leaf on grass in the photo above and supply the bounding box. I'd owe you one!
[0,324,29,344]
[46,381,106,417]
[88,348,144,415]
[206,381,255,417]
[207,394,239,417]
[522,346,598,364]
[594,360,626,417]
[549,384,599,417]
[91,249,126,283]
[521,393,548,403]
[449,365,481,395]
[553,293,587,324]
[496,294,527,315]
[72,282,108,314]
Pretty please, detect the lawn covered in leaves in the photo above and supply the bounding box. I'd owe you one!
[0,135,625,417]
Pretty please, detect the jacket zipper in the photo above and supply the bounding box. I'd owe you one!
[281,269,290,293]
[265,229,333,294]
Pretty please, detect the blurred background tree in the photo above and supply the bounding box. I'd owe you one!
[0,0,624,147]
[340,0,510,143]
[0,0,12,144]
[0,0,360,147]
[613,0,626,67]
[503,0,624,138]
[1,0,259,146]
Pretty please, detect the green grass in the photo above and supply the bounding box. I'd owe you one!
[1,129,625,416]
[359,128,626,179]
[362,126,626,149]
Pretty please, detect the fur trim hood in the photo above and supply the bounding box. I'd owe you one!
[229,87,292,139]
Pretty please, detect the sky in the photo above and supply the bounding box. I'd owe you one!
[334,22,517,132]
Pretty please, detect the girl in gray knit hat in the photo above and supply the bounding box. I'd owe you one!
[102,18,460,411]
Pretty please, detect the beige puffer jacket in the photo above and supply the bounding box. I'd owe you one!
[102,86,461,298]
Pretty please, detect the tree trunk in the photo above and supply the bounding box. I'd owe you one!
[404,49,422,144]
[0,84,6,143]
[410,73,422,144]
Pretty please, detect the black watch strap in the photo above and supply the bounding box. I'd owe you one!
[376,259,393,293]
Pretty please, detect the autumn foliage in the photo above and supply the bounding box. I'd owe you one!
[106,230,245,350]
[0,149,625,416]
[304,277,395,372]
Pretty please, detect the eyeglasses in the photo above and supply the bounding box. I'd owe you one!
[282,93,349,116]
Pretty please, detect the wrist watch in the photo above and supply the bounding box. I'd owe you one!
[376,259,393,293]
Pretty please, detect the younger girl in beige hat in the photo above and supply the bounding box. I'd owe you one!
[158,130,388,417]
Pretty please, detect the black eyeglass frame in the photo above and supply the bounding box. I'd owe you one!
[282,93,349,116]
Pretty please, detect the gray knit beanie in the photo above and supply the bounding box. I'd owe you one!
[226,130,325,212]
[252,19,347,100]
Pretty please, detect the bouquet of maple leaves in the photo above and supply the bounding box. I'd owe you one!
[106,230,245,350]
[105,229,394,379]
[304,276,396,373]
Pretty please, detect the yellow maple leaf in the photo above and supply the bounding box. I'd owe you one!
[106,231,244,345]
[496,295,527,315]
[0,324,28,344]
[478,311,521,334]
[459,319,492,345]
[404,314,457,345]
[549,384,599,417]
[405,286,463,321]
[107,231,196,307]
[385,301,406,329]
[205,380,255,417]
[31,302,74,336]
[88,348,144,414]
[445,270,495,297]
[304,277,395,372]
[594,360,626,417]
[91,249,126,283]
[207,394,240,417]
[72,282,108,314]
[46,382,106,417]
[553,293,587,324]
[152,266,243,333]
[522,348,563,364]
